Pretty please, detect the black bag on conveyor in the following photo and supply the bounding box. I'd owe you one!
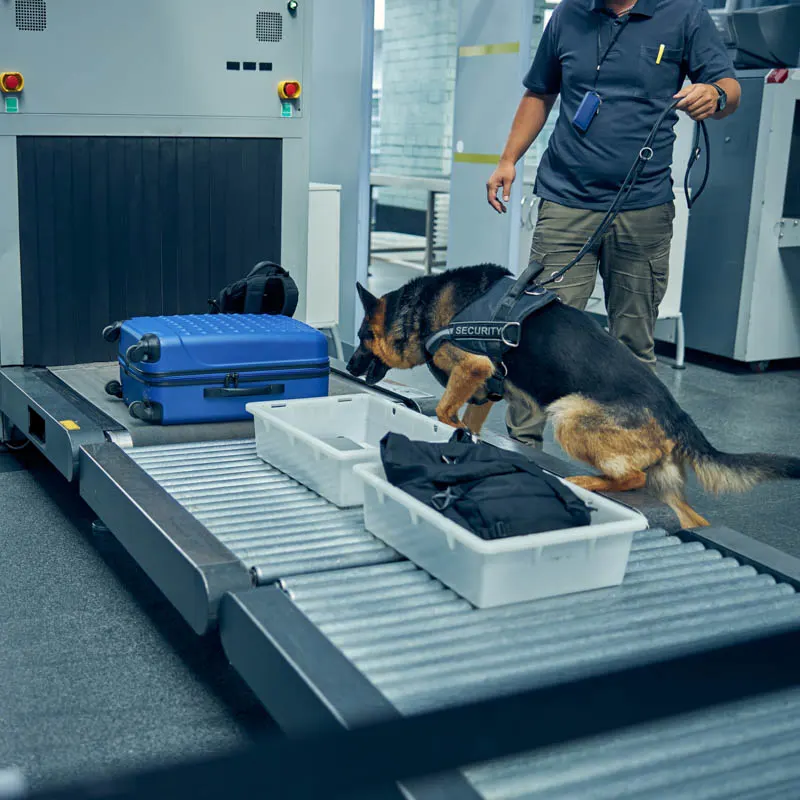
[379,430,592,541]
[209,261,299,317]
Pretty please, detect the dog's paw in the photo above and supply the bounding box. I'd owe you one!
[567,475,607,491]
[436,411,466,429]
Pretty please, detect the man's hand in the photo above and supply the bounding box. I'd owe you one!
[487,160,516,214]
[673,83,720,121]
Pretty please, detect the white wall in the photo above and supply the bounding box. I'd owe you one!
[374,0,459,211]
[373,0,555,212]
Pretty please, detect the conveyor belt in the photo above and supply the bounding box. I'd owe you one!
[127,439,400,584]
[275,530,800,798]
[49,362,256,446]
[50,362,397,449]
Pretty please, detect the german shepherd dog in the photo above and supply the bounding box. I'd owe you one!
[347,264,800,529]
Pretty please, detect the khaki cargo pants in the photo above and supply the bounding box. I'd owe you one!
[506,198,675,444]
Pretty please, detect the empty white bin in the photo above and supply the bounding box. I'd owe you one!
[353,462,648,607]
[248,395,454,507]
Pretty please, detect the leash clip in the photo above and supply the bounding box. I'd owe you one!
[639,146,654,161]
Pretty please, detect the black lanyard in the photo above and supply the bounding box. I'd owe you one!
[594,14,632,89]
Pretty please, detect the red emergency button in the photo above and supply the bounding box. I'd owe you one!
[0,72,24,93]
[278,80,302,100]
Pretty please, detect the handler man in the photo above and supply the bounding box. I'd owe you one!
[487,0,740,445]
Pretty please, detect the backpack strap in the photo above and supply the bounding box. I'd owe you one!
[244,274,270,314]
[268,273,299,317]
[247,261,299,316]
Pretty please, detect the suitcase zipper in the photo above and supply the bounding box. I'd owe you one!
[122,359,329,381]
[122,366,329,388]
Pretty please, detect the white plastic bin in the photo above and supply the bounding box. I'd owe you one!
[353,462,648,607]
[248,395,454,507]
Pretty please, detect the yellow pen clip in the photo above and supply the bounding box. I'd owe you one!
[656,44,665,64]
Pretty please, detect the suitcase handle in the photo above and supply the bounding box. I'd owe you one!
[203,383,285,399]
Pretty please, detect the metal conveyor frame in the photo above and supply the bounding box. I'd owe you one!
[80,442,253,635]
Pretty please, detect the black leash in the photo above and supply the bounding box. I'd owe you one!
[508,98,709,297]
[424,100,711,404]
[685,116,710,210]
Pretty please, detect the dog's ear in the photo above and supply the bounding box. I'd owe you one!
[356,282,379,315]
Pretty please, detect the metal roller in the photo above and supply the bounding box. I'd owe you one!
[282,533,800,798]
[128,439,399,581]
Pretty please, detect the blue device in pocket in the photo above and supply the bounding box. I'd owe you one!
[573,91,602,134]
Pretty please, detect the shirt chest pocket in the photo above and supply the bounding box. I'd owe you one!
[635,45,683,99]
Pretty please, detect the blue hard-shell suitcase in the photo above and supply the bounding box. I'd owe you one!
[105,314,329,425]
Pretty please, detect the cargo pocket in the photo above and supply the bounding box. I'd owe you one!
[635,45,683,100]
[649,251,670,318]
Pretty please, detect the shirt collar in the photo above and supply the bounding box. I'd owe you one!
[591,0,657,18]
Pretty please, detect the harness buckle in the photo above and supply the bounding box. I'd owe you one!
[524,284,548,296]
[500,322,522,348]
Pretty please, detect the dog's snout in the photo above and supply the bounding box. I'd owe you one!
[346,346,371,377]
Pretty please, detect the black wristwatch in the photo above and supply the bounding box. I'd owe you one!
[711,82,727,112]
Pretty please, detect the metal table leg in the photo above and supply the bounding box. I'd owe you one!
[424,190,436,275]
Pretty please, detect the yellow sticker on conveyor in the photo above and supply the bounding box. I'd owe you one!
[59,420,80,431]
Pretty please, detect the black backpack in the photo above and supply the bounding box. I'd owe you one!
[380,430,592,541]
[209,261,299,317]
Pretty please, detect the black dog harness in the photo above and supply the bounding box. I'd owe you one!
[424,268,559,404]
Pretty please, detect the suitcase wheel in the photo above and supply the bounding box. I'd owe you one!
[129,401,163,424]
[126,334,161,364]
[104,380,123,399]
[103,321,122,343]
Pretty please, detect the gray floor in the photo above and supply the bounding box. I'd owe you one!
[369,262,800,556]
[0,445,274,791]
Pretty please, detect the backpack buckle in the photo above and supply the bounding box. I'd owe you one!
[431,486,459,511]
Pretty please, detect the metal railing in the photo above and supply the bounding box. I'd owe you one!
[369,172,451,274]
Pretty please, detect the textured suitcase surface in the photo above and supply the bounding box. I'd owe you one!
[118,315,329,425]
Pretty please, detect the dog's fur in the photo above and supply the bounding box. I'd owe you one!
[347,264,800,530]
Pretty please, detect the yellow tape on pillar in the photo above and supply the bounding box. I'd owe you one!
[458,42,520,58]
[453,153,501,165]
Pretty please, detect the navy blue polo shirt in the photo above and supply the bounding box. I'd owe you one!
[524,0,735,210]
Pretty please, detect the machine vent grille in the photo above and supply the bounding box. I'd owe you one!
[256,11,283,42]
[15,0,47,31]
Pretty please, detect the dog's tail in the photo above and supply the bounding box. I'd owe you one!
[673,411,800,494]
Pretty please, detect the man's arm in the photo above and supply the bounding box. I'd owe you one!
[675,3,741,122]
[487,6,562,214]
[487,91,558,214]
